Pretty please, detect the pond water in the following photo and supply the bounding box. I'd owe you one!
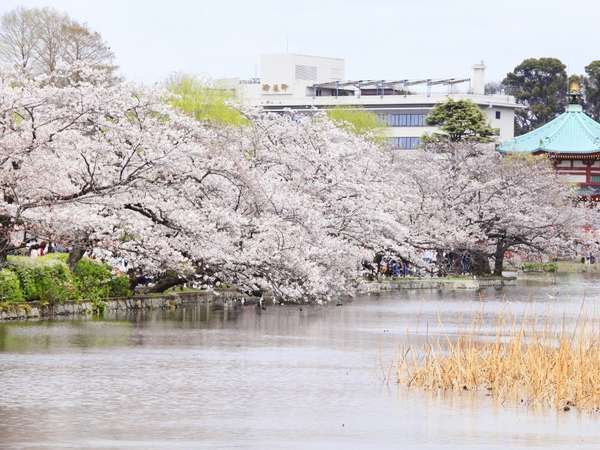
[1,274,600,449]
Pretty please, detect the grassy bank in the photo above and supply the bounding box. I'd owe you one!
[521,261,558,272]
[555,261,600,273]
[513,260,600,273]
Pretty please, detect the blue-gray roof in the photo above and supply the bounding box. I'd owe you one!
[498,104,600,154]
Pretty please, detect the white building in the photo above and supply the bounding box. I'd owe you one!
[235,54,521,148]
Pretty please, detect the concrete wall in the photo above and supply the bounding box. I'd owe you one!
[260,54,345,85]
[561,174,586,183]
[483,105,516,142]
[383,126,437,138]
[359,276,515,293]
[1,277,517,321]
[0,290,257,321]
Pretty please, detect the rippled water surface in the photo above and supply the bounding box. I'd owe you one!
[2,273,600,449]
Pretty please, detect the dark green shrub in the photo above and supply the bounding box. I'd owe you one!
[12,265,40,300]
[108,275,132,298]
[39,263,77,304]
[73,258,112,301]
[0,268,24,303]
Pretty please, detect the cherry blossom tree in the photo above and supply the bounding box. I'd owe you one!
[404,142,588,275]
[0,60,588,303]
[0,62,415,302]
[0,64,196,265]
[105,110,415,301]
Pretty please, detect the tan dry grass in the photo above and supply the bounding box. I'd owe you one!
[397,316,600,412]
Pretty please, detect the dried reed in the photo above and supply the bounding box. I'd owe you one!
[397,313,600,412]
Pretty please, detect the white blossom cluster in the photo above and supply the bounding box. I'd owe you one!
[0,64,589,302]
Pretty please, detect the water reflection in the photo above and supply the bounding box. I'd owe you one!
[1,274,599,449]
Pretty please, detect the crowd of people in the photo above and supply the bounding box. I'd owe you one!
[362,249,478,280]
[21,239,130,276]
[25,240,67,258]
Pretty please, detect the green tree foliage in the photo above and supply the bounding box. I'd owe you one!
[502,58,567,135]
[584,61,600,121]
[73,258,131,300]
[72,258,113,301]
[167,75,248,127]
[423,99,495,143]
[326,107,385,142]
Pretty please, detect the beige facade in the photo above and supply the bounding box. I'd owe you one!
[235,54,521,148]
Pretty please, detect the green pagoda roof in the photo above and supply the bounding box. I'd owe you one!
[498,104,600,154]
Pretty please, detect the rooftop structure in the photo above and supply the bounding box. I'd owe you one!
[235,54,521,147]
[498,81,600,196]
[498,104,600,156]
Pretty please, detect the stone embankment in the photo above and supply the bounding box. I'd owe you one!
[0,289,255,321]
[358,276,516,293]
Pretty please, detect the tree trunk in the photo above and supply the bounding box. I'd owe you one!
[144,276,184,294]
[127,270,146,291]
[493,242,505,277]
[469,250,491,276]
[0,214,13,267]
[67,246,86,270]
[137,274,186,294]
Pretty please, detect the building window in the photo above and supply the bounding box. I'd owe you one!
[389,137,421,150]
[495,111,501,120]
[378,113,427,127]
[591,175,600,183]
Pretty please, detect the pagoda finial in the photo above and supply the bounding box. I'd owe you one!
[568,76,583,105]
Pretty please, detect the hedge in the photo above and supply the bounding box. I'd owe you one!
[1,255,131,305]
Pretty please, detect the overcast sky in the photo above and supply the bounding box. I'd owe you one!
[1,0,597,85]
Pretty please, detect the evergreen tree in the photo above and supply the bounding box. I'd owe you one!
[502,58,567,135]
[424,99,495,143]
[584,61,600,121]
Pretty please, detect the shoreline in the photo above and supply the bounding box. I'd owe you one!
[0,275,517,322]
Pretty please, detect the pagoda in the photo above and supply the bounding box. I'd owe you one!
[498,81,600,197]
